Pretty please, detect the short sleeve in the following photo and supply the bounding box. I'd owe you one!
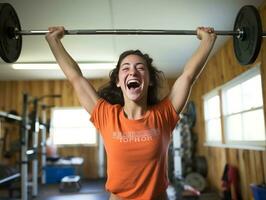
[90,98,114,130]
[154,97,180,131]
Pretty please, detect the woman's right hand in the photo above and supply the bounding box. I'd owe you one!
[45,26,65,41]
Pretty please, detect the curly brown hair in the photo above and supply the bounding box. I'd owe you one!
[98,50,163,106]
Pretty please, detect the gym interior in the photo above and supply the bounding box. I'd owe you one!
[0,0,266,200]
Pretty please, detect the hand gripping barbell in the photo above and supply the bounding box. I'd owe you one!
[0,3,265,65]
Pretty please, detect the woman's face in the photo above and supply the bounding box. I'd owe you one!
[116,54,150,104]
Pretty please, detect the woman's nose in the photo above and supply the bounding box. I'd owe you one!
[129,67,137,75]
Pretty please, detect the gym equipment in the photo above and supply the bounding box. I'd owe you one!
[233,5,262,65]
[4,110,20,123]
[0,3,265,65]
[193,156,208,178]
[183,101,196,128]
[0,113,21,158]
[184,172,207,192]
[0,165,20,185]
[0,94,61,200]
[29,94,61,195]
[59,175,82,192]
[0,110,22,121]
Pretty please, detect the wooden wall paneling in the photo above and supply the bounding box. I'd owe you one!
[216,147,227,190]
[248,151,258,199]
[3,81,8,110]
[28,81,36,97]
[53,80,63,106]
[5,81,11,109]
[41,80,53,112]
[205,147,226,191]
[207,147,219,191]
[4,82,11,110]
[73,87,80,106]
[15,81,22,113]
[232,149,240,166]
[65,81,75,106]
[254,151,264,184]
[17,81,28,114]
[263,151,266,183]
[14,81,20,112]
[10,81,17,110]
[0,82,4,110]
[241,150,252,200]
[238,149,249,200]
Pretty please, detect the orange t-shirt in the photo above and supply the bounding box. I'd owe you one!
[90,97,179,199]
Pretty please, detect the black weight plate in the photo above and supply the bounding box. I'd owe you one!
[233,5,262,65]
[0,3,22,63]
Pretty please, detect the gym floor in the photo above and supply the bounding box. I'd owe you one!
[38,179,109,200]
[38,180,177,200]
[0,179,109,200]
[0,179,178,200]
[0,179,221,200]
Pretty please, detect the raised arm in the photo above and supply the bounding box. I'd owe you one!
[45,26,99,114]
[168,27,216,114]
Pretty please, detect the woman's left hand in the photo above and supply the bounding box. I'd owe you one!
[196,26,217,42]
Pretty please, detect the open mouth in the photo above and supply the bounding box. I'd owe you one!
[127,80,141,90]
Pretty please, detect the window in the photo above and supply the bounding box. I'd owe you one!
[50,107,97,146]
[222,67,265,145]
[203,65,266,149]
[203,91,222,143]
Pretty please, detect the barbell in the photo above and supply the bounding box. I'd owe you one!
[0,3,265,65]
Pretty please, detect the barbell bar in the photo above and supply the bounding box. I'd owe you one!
[16,29,242,36]
[0,3,265,65]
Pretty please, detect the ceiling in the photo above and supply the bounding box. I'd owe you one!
[0,0,264,80]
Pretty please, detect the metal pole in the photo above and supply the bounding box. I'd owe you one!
[41,105,47,184]
[16,29,241,36]
[20,93,29,200]
[32,98,39,197]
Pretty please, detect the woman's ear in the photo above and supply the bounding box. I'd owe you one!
[116,79,120,87]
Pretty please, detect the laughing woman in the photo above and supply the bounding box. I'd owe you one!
[46,26,216,200]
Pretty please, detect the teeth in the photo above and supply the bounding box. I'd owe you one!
[127,80,140,84]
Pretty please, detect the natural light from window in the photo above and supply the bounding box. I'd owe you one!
[223,71,265,143]
[50,107,97,145]
[204,93,222,142]
[203,66,266,149]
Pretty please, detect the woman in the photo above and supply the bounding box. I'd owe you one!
[46,26,216,200]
